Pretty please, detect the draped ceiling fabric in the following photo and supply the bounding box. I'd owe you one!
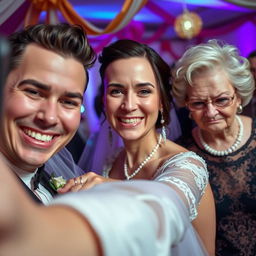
[0,0,256,60]
[0,0,29,35]
[224,0,256,9]
[0,0,25,25]
[24,0,148,35]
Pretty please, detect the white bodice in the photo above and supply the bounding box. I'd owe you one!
[103,151,208,220]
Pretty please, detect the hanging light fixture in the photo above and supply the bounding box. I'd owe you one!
[174,2,202,40]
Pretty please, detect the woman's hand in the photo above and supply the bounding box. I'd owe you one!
[58,172,116,193]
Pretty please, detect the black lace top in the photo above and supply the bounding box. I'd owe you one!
[177,118,256,256]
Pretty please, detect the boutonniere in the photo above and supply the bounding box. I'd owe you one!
[49,173,66,191]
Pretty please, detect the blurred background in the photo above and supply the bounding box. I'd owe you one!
[1,0,256,163]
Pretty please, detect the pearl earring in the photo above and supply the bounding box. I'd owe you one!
[160,111,166,142]
[237,104,243,114]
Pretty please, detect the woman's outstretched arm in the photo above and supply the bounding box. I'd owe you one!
[0,159,101,256]
[0,158,207,256]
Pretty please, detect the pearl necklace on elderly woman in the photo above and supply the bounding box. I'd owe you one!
[198,115,243,156]
[124,134,162,180]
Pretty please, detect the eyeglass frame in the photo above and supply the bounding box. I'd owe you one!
[186,93,236,111]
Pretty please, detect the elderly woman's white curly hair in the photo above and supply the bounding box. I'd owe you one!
[172,39,255,107]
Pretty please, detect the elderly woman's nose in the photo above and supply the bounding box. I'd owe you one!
[204,102,218,117]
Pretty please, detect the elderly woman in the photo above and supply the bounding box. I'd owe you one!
[172,39,256,256]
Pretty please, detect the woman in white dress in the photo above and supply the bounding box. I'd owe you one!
[60,39,216,255]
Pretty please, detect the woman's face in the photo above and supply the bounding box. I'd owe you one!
[103,57,161,141]
[187,68,241,134]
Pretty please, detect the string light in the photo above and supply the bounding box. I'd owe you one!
[174,2,202,40]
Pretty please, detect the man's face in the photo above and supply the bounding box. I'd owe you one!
[1,44,86,171]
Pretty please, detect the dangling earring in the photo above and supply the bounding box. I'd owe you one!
[188,112,193,119]
[237,104,243,114]
[160,110,166,142]
[108,126,113,147]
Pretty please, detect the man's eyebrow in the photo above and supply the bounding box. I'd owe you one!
[18,79,50,91]
[18,79,83,100]
[64,92,83,101]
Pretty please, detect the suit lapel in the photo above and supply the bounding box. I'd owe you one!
[39,170,58,197]
[17,176,42,204]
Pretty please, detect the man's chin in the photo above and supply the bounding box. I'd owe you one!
[18,152,55,170]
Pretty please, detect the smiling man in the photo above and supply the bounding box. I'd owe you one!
[0,23,96,204]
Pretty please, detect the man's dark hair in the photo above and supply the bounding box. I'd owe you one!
[8,23,96,88]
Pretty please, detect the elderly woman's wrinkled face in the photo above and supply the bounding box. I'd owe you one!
[187,68,241,134]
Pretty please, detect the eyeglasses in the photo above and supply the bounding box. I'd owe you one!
[186,94,235,111]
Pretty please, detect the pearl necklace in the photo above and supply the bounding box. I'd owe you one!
[198,115,243,156]
[124,134,162,180]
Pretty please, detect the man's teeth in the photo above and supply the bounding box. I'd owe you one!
[121,118,141,124]
[24,129,53,142]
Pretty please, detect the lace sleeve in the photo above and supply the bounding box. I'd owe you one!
[154,151,208,220]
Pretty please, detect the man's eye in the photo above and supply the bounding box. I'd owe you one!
[24,88,40,96]
[61,99,79,107]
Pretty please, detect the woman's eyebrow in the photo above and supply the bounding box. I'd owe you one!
[135,82,155,88]
[108,82,155,88]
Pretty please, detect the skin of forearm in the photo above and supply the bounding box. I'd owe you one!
[0,205,102,256]
[0,160,102,256]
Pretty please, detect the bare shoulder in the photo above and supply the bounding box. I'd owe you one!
[240,114,252,126]
[158,139,188,163]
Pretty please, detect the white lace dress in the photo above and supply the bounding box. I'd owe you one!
[51,151,209,256]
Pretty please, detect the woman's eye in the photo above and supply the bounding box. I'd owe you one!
[191,101,205,107]
[138,89,151,95]
[215,97,229,104]
[110,89,122,96]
